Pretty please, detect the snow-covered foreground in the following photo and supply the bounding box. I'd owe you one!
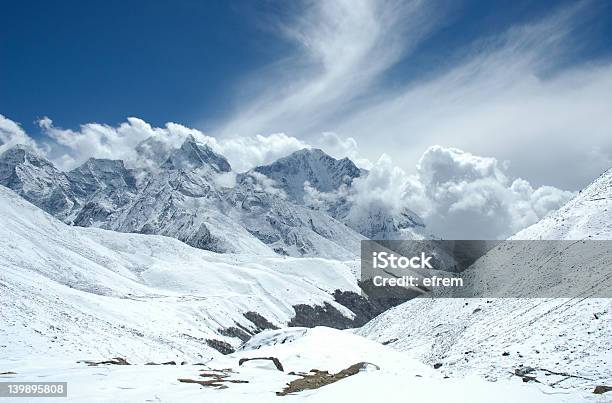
[0,185,359,361]
[0,328,594,402]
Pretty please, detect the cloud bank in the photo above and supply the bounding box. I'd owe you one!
[404,146,575,239]
[305,145,574,239]
[0,113,576,239]
[34,116,308,172]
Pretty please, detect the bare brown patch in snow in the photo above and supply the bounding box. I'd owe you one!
[277,362,379,396]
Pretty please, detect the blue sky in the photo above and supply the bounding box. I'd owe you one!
[1,0,612,190]
[1,1,293,132]
[2,0,609,134]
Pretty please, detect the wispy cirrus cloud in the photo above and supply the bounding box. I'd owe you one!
[217,0,441,139]
[217,0,612,190]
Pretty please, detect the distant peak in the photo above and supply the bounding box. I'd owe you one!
[289,148,328,158]
[162,136,231,173]
[251,147,362,201]
[1,143,40,156]
[0,144,51,166]
[85,156,123,164]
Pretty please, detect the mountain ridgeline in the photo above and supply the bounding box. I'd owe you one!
[0,137,425,258]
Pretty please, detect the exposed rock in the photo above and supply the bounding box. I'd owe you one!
[145,361,177,366]
[219,326,252,342]
[277,362,378,396]
[381,338,398,345]
[514,367,535,377]
[289,289,414,330]
[78,357,130,366]
[289,302,355,329]
[178,377,248,389]
[205,339,235,355]
[593,385,612,394]
[244,311,279,332]
[238,357,284,372]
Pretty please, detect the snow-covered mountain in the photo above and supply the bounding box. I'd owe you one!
[358,168,612,392]
[511,168,612,240]
[0,145,79,220]
[250,148,427,240]
[0,139,427,259]
[251,148,364,202]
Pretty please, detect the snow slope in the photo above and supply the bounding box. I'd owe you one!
[358,168,612,393]
[0,185,361,363]
[512,168,612,240]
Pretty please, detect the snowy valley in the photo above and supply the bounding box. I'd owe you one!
[0,140,610,402]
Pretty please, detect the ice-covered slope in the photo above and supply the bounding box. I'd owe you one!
[0,185,363,362]
[358,169,612,392]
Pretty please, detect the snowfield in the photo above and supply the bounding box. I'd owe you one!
[0,185,360,363]
[0,328,594,402]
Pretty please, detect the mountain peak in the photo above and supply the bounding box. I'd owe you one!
[0,145,77,219]
[252,148,362,202]
[161,136,231,173]
[81,157,127,171]
[68,157,137,200]
[0,144,47,165]
[291,147,327,157]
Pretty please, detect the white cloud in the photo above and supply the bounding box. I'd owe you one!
[35,115,371,173]
[347,154,407,217]
[0,114,39,154]
[213,133,308,172]
[316,132,372,169]
[404,146,575,239]
[39,117,181,170]
[304,145,575,239]
[243,171,287,199]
